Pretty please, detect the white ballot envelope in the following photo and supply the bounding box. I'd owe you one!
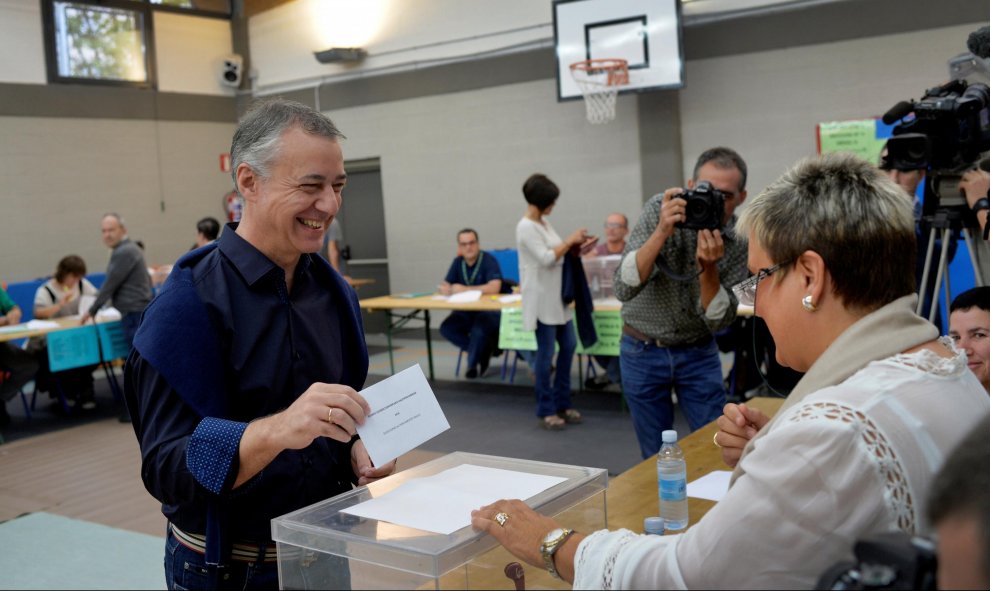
[356,365,450,466]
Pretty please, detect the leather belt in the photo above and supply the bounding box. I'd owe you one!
[622,323,713,349]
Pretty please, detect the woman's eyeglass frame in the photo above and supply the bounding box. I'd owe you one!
[731,261,792,307]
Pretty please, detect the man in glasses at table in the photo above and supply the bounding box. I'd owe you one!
[613,147,750,459]
[438,228,504,378]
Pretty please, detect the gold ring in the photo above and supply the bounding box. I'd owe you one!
[328,409,334,424]
[713,432,722,448]
[494,512,509,527]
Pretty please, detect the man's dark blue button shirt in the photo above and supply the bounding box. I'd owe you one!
[126,227,363,541]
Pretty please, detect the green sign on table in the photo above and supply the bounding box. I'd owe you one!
[498,308,621,356]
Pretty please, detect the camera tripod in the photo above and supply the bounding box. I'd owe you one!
[916,208,985,323]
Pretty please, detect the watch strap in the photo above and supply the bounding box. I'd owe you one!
[972,197,990,213]
[541,528,575,580]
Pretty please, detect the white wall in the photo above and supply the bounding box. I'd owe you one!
[330,79,643,293]
[0,0,47,84]
[679,22,990,197]
[155,11,236,96]
[250,0,553,91]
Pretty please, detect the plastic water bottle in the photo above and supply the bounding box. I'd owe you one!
[657,429,688,531]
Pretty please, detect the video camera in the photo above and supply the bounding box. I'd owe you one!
[675,180,725,231]
[882,26,990,220]
[816,532,937,591]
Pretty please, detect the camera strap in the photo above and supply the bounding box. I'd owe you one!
[655,253,703,282]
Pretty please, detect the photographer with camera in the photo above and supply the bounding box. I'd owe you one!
[613,147,750,459]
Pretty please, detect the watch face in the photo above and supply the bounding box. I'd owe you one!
[543,528,566,546]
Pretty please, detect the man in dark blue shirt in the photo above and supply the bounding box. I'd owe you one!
[125,99,395,591]
[438,228,503,378]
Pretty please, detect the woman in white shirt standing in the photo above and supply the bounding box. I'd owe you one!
[516,174,597,430]
[477,155,990,588]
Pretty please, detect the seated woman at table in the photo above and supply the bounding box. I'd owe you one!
[472,153,990,588]
[28,255,99,410]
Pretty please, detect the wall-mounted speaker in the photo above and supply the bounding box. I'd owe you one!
[220,54,243,88]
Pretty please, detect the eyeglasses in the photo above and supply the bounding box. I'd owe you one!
[458,240,478,247]
[731,261,791,306]
[604,222,627,229]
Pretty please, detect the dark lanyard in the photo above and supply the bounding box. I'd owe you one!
[460,252,484,285]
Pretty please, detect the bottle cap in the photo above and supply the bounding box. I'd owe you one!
[661,430,677,443]
[643,517,665,535]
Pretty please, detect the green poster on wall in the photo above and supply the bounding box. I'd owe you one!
[817,119,886,164]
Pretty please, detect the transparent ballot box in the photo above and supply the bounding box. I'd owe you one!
[271,452,608,590]
[582,255,621,301]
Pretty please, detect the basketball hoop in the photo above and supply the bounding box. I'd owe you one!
[569,58,630,124]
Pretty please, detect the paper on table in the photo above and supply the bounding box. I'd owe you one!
[342,464,567,534]
[355,365,449,466]
[687,470,733,502]
[498,294,522,303]
[0,319,60,334]
[447,290,482,303]
[78,295,96,317]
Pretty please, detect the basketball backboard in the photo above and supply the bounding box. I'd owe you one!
[553,0,684,101]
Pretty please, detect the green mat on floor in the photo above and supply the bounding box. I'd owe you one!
[0,512,165,590]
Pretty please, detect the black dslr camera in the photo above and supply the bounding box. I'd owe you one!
[883,79,990,218]
[816,532,937,591]
[675,180,725,231]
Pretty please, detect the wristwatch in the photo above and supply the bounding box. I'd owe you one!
[540,528,575,579]
[972,197,990,214]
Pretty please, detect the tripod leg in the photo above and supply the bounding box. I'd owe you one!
[917,227,939,316]
[929,228,952,324]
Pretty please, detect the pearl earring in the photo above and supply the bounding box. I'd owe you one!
[802,295,817,312]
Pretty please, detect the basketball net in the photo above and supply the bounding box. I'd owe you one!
[569,58,630,124]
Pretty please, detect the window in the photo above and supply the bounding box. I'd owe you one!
[42,0,230,88]
[49,1,151,85]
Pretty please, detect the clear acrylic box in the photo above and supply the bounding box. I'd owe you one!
[272,451,608,590]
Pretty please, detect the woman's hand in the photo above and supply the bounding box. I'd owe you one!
[715,402,772,468]
[472,499,564,568]
[577,235,599,255]
[566,228,591,249]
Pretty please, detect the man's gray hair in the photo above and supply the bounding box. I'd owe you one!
[230,98,345,189]
[102,212,125,228]
[738,152,916,312]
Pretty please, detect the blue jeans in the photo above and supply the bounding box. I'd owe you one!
[620,334,726,458]
[164,527,348,590]
[165,529,278,591]
[440,311,500,371]
[534,320,576,417]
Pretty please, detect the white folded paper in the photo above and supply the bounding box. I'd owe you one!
[447,290,483,303]
[342,464,567,534]
[356,365,450,466]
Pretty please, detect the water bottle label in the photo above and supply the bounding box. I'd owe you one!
[659,478,686,501]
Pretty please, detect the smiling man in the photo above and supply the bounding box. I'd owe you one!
[949,286,990,394]
[124,99,395,591]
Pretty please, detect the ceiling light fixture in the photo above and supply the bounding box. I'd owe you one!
[314,47,368,64]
